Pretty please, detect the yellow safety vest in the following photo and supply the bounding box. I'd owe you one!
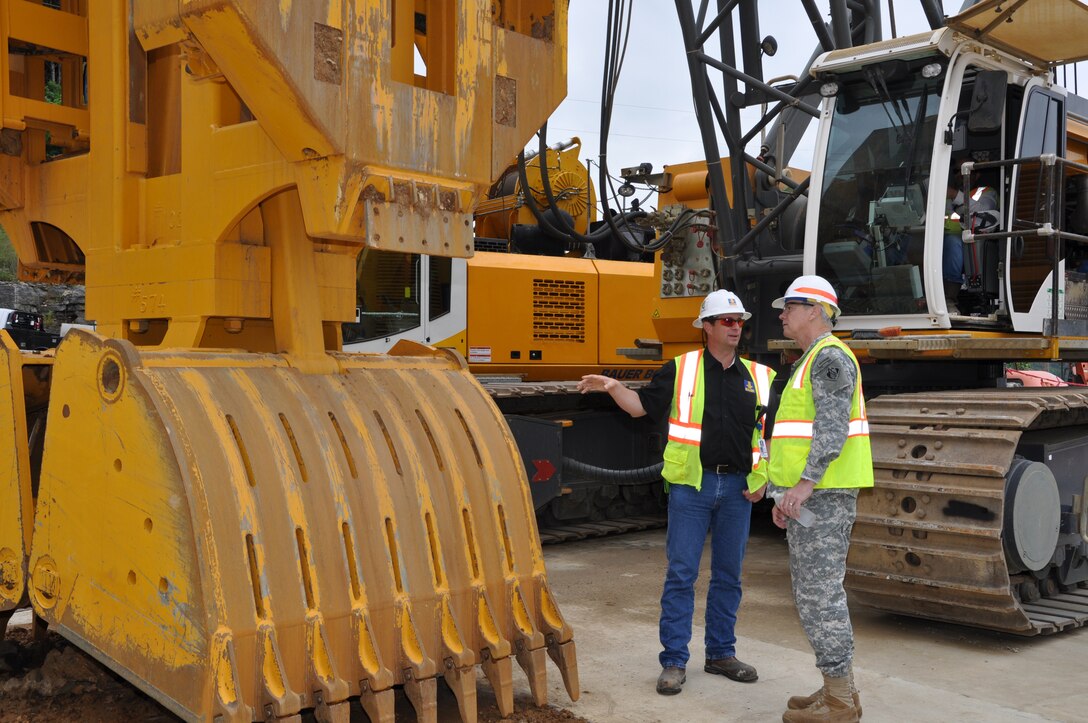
[768,336,874,489]
[661,349,776,493]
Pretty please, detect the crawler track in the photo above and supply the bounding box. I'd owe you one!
[846,388,1088,635]
[538,514,667,545]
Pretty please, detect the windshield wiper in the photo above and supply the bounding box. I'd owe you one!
[863,65,909,142]
[902,88,928,192]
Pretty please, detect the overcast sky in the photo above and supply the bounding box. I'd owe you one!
[542,1,963,209]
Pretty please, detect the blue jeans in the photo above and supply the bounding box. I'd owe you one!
[943,232,963,283]
[659,471,751,669]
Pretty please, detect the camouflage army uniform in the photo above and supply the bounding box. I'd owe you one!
[782,332,858,678]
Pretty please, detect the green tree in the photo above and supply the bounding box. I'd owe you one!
[0,227,16,282]
[45,79,62,105]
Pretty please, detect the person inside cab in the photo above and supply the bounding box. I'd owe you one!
[943,157,1000,315]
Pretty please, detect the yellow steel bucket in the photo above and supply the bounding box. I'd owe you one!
[25,331,577,722]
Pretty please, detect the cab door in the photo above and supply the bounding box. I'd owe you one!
[342,250,466,353]
[1006,85,1066,331]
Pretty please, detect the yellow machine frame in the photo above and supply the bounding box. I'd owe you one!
[0,2,578,721]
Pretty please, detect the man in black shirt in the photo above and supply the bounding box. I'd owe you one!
[578,290,776,696]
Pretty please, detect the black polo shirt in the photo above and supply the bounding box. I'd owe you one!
[637,349,766,473]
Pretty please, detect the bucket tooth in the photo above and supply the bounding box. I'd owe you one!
[352,608,395,693]
[313,693,350,723]
[306,613,351,710]
[475,589,512,661]
[358,682,395,723]
[546,637,580,702]
[537,577,575,644]
[514,640,548,706]
[509,582,545,647]
[479,649,514,718]
[212,630,254,722]
[442,657,477,723]
[438,596,477,722]
[508,580,547,703]
[398,600,437,682]
[439,595,474,668]
[537,577,579,699]
[403,672,438,723]
[258,624,303,719]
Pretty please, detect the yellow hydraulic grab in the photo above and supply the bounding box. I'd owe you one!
[0,1,576,721]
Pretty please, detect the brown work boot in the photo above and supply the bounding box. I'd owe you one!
[704,656,758,682]
[656,665,685,695]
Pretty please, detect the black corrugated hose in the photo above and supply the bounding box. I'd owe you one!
[562,456,664,485]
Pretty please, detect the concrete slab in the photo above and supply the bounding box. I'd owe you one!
[535,516,1085,722]
[4,518,1081,722]
[6,608,31,627]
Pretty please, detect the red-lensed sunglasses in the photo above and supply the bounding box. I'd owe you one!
[706,316,745,327]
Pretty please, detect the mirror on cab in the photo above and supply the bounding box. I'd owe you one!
[967,69,1007,133]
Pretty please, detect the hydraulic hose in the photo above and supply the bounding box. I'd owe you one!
[515,138,645,250]
[562,456,664,485]
[533,122,642,244]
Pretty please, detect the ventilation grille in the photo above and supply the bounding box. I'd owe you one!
[532,279,585,342]
[474,237,510,253]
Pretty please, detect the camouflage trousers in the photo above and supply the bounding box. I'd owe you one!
[786,490,857,678]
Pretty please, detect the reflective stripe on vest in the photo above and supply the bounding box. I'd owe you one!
[747,360,772,466]
[662,350,776,490]
[786,337,869,434]
[768,335,874,489]
[946,186,993,230]
[667,349,704,446]
[768,419,870,438]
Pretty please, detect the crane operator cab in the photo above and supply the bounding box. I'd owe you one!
[805,18,1088,333]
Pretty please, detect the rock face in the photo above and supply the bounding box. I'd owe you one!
[0,282,86,331]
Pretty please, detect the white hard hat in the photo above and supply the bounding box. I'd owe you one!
[772,275,840,318]
[693,289,751,328]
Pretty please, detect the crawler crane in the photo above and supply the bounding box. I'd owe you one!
[672,0,1088,635]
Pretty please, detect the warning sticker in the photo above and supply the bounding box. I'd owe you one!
[468,346,492,363]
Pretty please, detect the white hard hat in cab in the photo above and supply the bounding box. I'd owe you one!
[772,275,840,318]
[693,289,751,328]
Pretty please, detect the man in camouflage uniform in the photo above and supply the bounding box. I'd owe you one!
[765,275,873,723]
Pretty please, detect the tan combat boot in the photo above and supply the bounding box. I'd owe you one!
[782,671,859,722]
[787,669,861,717]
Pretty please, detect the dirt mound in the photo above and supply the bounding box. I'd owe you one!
[0,627,171,722]
[0,626,588,722]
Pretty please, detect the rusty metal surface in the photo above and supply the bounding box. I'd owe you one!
[846,388,1088,635]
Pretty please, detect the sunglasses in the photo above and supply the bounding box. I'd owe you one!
[783,301,814,312]
[706,316,745,327]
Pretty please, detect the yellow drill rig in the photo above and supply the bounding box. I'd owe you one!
[0,1,577,721]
